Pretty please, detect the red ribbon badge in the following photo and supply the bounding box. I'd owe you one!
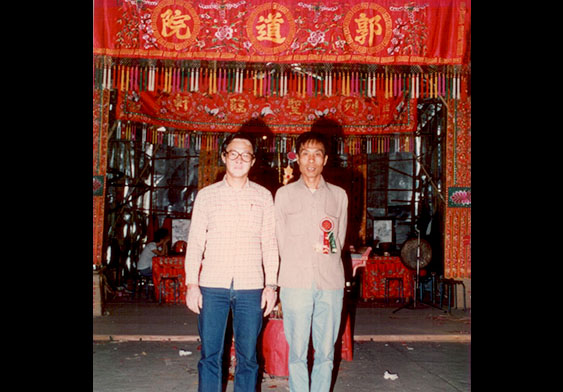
[320,218,335,254]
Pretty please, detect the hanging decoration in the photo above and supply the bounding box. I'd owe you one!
[443,96,471,279]
[114,84,416,134]
[95,58,470,135]
[93,89,111,266]
[94,60,466,101]
[113,120,418,156]
[94,0,470,66]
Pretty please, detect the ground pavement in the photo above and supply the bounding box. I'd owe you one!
[93,298,470,391]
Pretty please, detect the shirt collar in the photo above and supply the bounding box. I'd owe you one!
[297,175,326,191]
[220,175,252,189]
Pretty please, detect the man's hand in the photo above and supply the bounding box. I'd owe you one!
[261,286,278,317]
[186,283,202,314]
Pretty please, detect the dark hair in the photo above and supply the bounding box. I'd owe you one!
[221,131,255,154]
[296,131,329,155]
[221,118,271,154]
[153,228,169,242]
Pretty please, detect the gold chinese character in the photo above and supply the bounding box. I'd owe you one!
[229,97,247,114]
[343,98,359,115]
[173,94,189,111]
[256,12,286,44]
[287,98,302,116]
[160,9,192,40]
[353,12,382,46]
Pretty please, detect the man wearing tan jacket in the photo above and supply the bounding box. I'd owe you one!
[274,129,348,392]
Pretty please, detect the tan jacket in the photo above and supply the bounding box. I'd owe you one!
[275,176,348,290]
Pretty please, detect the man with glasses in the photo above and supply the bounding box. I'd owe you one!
[184,123,279,392]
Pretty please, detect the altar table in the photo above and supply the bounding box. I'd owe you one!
[359,256,414,301]
[152,256,186,304]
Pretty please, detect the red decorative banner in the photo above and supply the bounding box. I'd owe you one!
[94,0,470,65]
[115,87,416,134]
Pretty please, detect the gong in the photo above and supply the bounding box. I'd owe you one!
[400,237,432,270]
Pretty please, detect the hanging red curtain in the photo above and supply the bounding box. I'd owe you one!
[94,0,470,65]
[115,86,417,134]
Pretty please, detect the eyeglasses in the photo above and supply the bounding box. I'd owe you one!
[224,150,255,162]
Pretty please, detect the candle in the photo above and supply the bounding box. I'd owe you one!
[208,67,213,95]
[240,69,244,93]
[175,67,180,92]
[118,65,122,91]
[218,68,222,93]
[190,68,194,92]
[267,70,271,96]
[252,70,257,96]
[353,71,358,96]
[102,63,108,90]
[157,66,162,92]
[127,66,132,91]
[452,71,457,99]
[109,64,114,90]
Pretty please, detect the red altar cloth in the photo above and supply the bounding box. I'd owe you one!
[360,256,414,300]
[152,256,186,304]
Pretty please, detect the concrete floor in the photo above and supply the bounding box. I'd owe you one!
[93,298,470,391]
[93,339,470,391]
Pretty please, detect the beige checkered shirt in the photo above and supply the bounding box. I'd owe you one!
[185,176,279,290]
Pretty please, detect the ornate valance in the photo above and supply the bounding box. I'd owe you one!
[114,120,418,154]
[96,60,469,134]
[115,82,417,134]
[94,0,470,65]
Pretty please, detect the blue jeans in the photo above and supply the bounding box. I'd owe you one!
[280,286,344,392]
[198,285,263,392]
[138,267,152,277]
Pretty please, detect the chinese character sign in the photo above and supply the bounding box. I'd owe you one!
[94,0,470,65]
[151,0,200,51]
[343,3,392,54]
[247,3,296,55]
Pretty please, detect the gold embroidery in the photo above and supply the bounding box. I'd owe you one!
[160,9,192,40]
[256,12,286,44]
[353,12,382,46]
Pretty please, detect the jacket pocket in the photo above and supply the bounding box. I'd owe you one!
[285,201,304,235]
